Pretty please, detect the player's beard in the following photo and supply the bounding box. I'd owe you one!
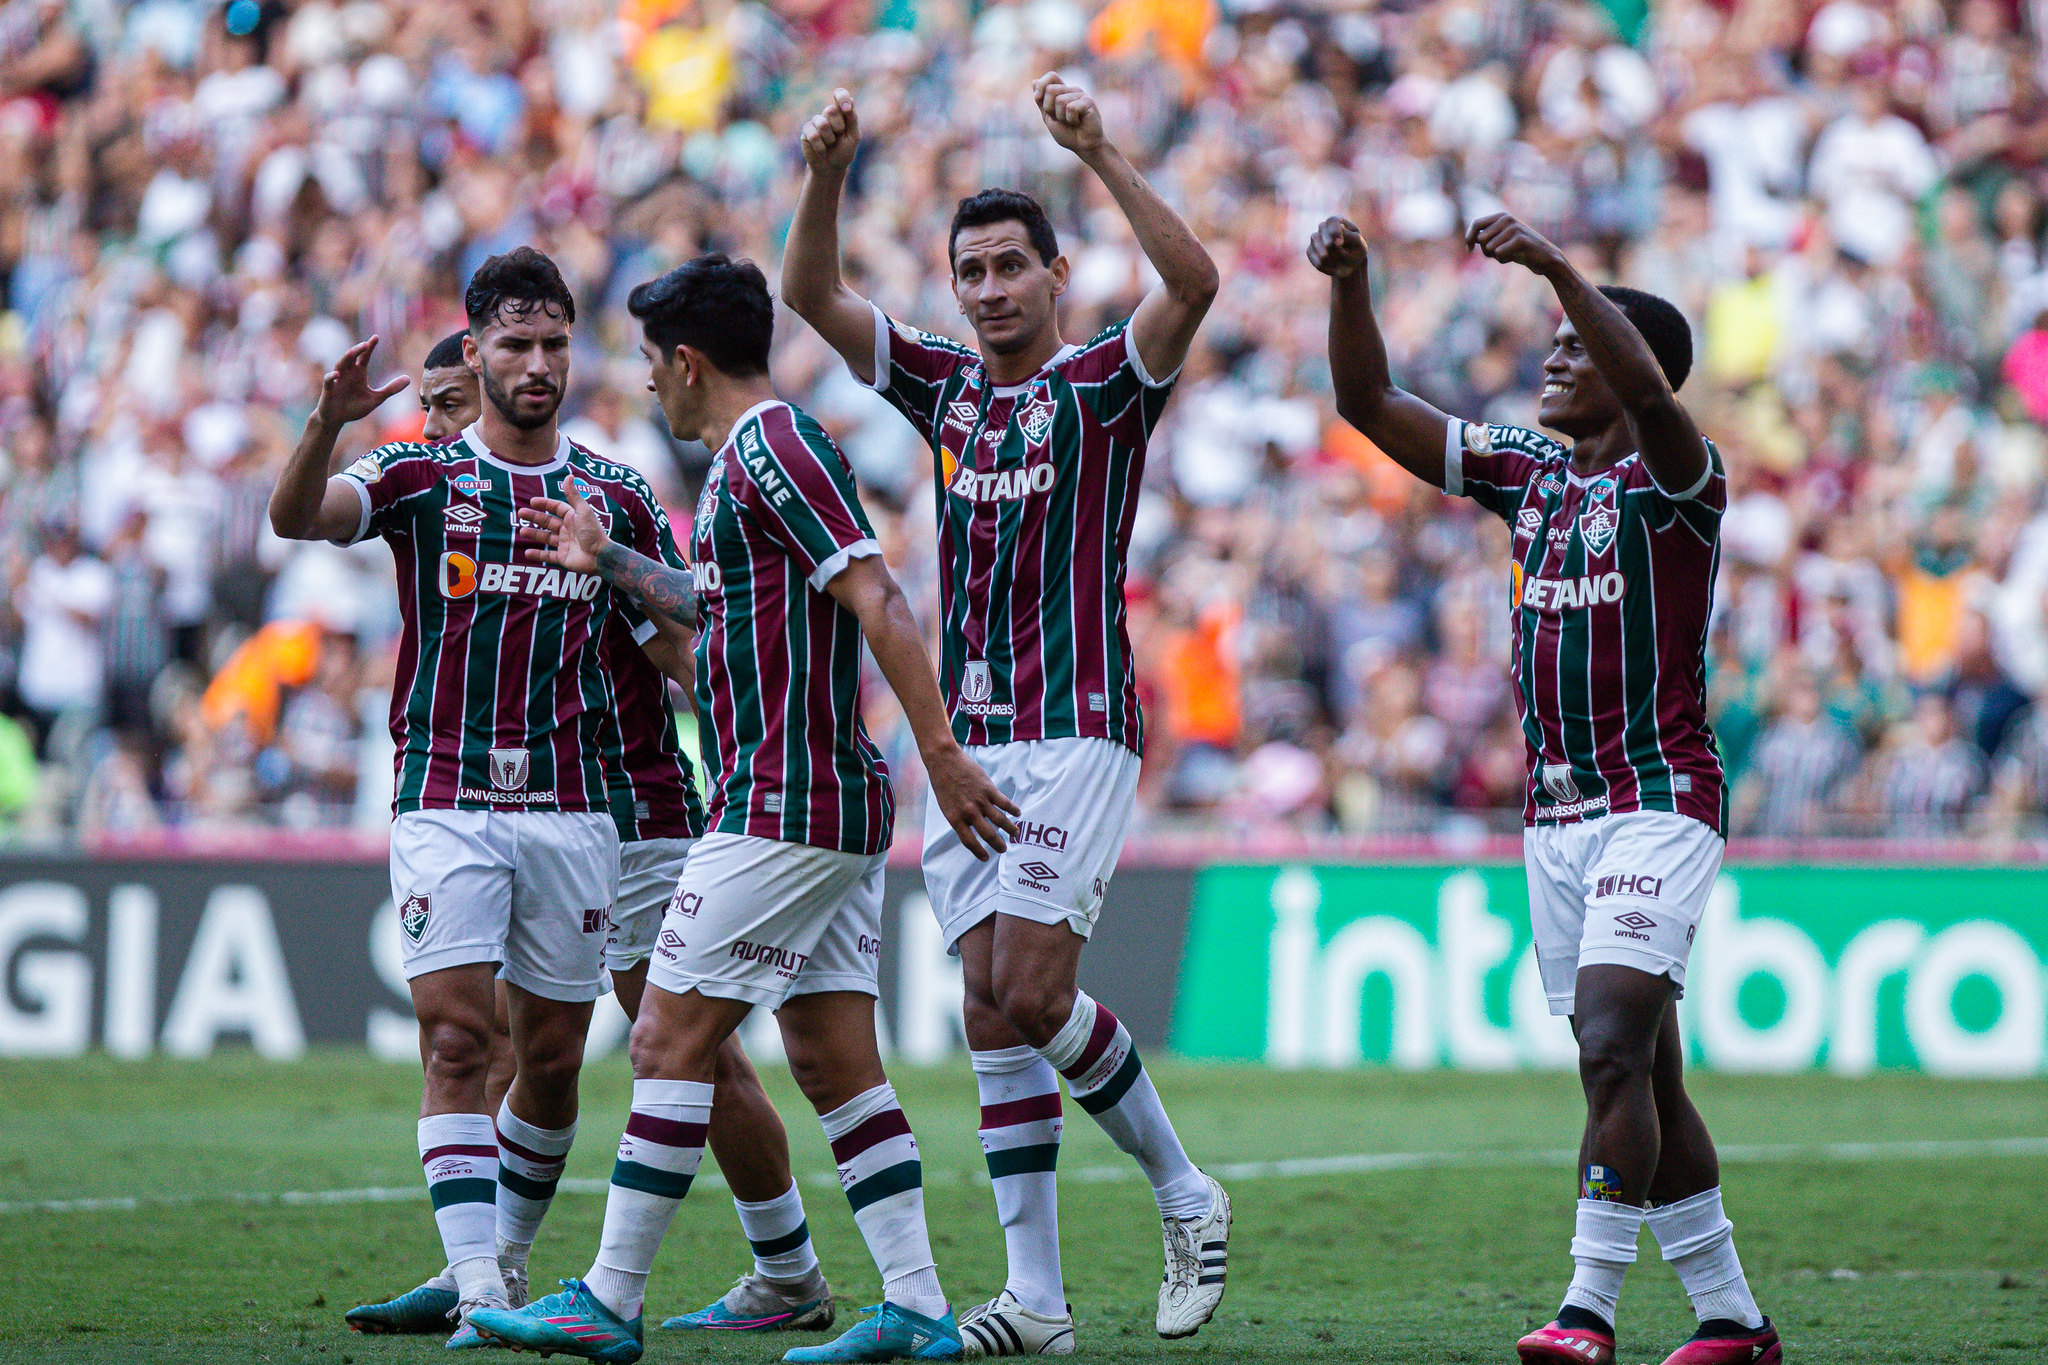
[481,368,563,431]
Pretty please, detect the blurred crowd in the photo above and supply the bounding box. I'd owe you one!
[7,0,2048,843]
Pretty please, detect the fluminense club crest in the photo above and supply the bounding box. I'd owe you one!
[1021,398,1055,444]
[400,892,430,943]
[1577,479,1619,556]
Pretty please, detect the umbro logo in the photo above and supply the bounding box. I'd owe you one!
[1615,910,1656,930]
[442,503,486,535]
[1018,861,1058,881]
[948,400,980,428]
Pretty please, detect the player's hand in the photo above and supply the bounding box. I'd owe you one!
[1033,71,1105,157]
[1308,216,1369,279]
[799,88,861,173]
[1466,212,1569,278]
[315,335,409,427]
[517,484,611,574]
[926,742,1022,862]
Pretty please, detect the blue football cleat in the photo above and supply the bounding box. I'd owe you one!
[344,1280,460,1335]
[782,1301,961,1361]
[465,1279,644,1363]
[662,1271,835,1331]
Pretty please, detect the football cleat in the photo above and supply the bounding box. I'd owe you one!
[343,1279,460,1334]
[661,1270,836,1331]
[1517,1320,1616,1364]
[465,1279,644,1363]
[445,1311,502,1351]
[957,1291,1075,1357]
[781,1301,962,1361]
[1658,1317,1781,1365]
[1156,1173,1231,1339]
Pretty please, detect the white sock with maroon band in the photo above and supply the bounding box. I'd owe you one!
[1562,1197,1644,1329]
[1037,993,1211,1221]
[973,1046,1066,1317]
[585,1079,712,1320]
[820,1084,948,1320]
[495,1099,576,1274]
[418,1113,506,1306]
[1646,1188,1765,1329]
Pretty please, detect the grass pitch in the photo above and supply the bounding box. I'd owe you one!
[1,1052,2044,1364]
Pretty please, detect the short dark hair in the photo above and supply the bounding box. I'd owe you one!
[627,254,773,377]
[424,330,469,371]
[949,189,1059,268]
[1598,285,1692,392]
[465,247,575,333]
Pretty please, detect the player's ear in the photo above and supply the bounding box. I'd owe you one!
[1048,254,1070,298]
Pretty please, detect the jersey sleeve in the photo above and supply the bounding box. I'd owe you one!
[1441,419,1560,523]
[1060,316,1178,444]
[607,468,691,645]
[739,412,882,590]
[861,303,978,446]
[332,444,443,545]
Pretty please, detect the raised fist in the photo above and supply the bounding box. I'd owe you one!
[800,87,861,173]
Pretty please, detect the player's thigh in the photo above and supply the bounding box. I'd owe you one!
[1523,820,1592,1017]
[612,836,693,973]
[503,811,619,1003]
[646,832,868,1012]
[1579,811,1724,993]
[991,736,1142,944]
[391,809,515,982]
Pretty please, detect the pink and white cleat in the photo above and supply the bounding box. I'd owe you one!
[1658,1317,1781,1365]
[1516,1320,1616,1364]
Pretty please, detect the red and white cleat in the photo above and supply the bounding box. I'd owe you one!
[1658,1317,1781,1365]
[1516,1320,1616,1364]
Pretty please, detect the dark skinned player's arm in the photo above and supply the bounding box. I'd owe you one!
[1544,267,1710,493]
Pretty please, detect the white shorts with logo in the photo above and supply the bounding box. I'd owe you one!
[645,831,886,1010]
[1524,808,1724,1016]
[921,735,1141,952]
[389,809,620,1002]
[610,837,696,972]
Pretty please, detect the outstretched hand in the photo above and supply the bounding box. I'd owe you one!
[926,743,1022,862]
[316,336,409,427]
[1465,212,1569,278]
[1033,71,1105,156]
[1308,216,1369,279]
[800,87,861,173]
[517,483,612,575]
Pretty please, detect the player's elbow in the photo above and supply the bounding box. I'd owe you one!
[1334,388,1389,437]
[1171,256,1220,311]
[268,499,311,542]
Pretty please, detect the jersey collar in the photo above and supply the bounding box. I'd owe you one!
[988,343,1080,398]
[715,399,787,456]
[460,423,570,474]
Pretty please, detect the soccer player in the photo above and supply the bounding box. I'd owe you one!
[1311,211,1780,1365]
[467,255,1018,1363]
[780,77,1231,1354]
[341,328,841,1338]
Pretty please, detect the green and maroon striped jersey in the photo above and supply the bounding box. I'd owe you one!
[1445,418,1729,833]
[862,305,1174,755]
[337,425,668,817]
[689,400,894,855]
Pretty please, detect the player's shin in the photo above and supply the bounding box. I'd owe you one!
[821,1082,948,1319]
[420,1113,509,1307]
[1645,1188,1765,1330]
[1038,991,1209,1219]
[585,1078,712,1320]
[495,1098,576,1299]
[973,1046,1066,1316]
[1561,1183,1646,1332]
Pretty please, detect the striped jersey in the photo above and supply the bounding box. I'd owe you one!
[1444,418,1729,833]
[689,400,893,855]
[338,425,668,817]
[864,305,1173,754]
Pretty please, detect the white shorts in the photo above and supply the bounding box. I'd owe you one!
[610,837,696,971]
[1524,809,1724,1016]
[645,831,886,1010]
[921,735,1141,952]
[389,809,620,1002]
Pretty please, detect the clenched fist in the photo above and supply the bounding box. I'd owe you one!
[799,87,861,173]
[1033,71,1105,156]
[1307,216,1369,279]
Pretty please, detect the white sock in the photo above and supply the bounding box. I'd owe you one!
[496,1098,576,1264]
[427,1265,456,1293]
[418,1113,505,1305]
[973,1046,1065,1317]
[586,1078,712,1320]
[1646,1188,1765,1329]
[820,1083,947,1319]
[734,1182,820,1284]
[1561,1197,1644,1328]
[1038,992,1208,1220]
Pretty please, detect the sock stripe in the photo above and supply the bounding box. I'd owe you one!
[984,1142,1060,1178]
[1073,1048,1144,1114]
[829,1108,913,1163]
[980,1093,1062,1127]
[611,1158,695,1200]
[748,1221,812,1258]
[499,1167,560,1201]
[422,1143,497,1164]
[625,1111,708,1148]
[844,1159,922,1212]
[1062,1005,1120,1079]
[495,1127,561,1166]
[428,1177,497,1209]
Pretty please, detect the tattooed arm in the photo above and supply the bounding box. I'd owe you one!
[516,486,700,631]
[593,541,700,630]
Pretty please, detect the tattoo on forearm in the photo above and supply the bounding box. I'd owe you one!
[595,542,699,629]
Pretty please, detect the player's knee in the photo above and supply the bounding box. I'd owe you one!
[421,1019,494,1083]
[1576,1020,1654,1100]
[516,1028,586,1094]
[992,973,1074,1048]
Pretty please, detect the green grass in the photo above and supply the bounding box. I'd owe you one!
[1,1052,2044,1363]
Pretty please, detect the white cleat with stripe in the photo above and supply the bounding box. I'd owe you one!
[1155,1173,1231,1339]
[957,1291,1075,1357]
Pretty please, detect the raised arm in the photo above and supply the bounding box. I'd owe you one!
[1035,72,1217,382]
[1467,212,1709,492]
[782,88,882,382]
[516,485,700,631]
[824,555,1020,861]
[270,335,410,541]
[1307,216,1453,485]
